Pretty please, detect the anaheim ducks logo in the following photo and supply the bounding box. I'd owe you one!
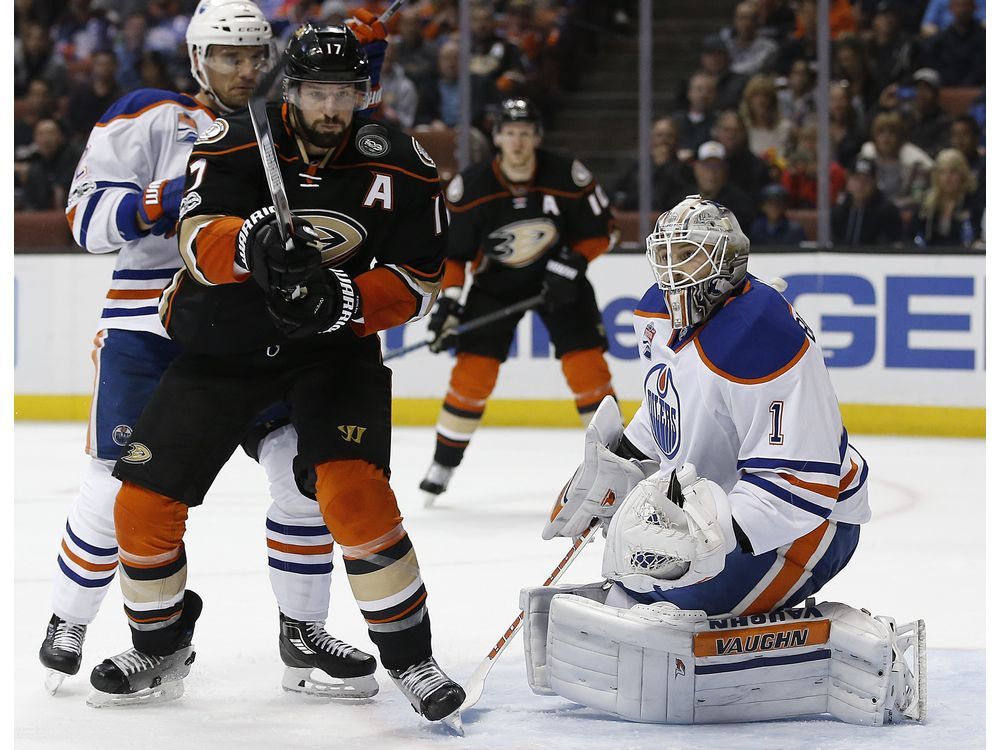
[121,442,153,464]
[292,208,367,266]
[487,218,558,268]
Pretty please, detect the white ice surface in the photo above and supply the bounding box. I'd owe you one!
[14,424,986,749]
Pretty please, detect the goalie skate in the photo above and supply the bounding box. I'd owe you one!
[419,462,454,508]
[279,613,378,699]
[389,656,465,731]
[880,616,927,723]
[39,614,87,695]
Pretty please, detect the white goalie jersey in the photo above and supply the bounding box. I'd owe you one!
[64,89,216,337]
[623,275,871,555]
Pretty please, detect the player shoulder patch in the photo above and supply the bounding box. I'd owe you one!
[446,174,464,203]
[412,136,436,169]
[355,123,391,158]
[67,179,97,208]
[570,159,592,187]
[195,118,229,145]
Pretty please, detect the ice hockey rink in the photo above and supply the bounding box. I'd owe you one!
[13,423,987,749]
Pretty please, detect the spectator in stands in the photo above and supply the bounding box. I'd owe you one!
[909,148,981,247]
[20,119,81,211]
[416,38,490,131]
[686,141,757,229]
[15,79,61,160]
[469,2,525,96]
[378,39,418,129]
[114,14,149,92]
[611,117,687,211]
[920,0,985,36]
[712,110,769,200]
[833,34,879,114]
[52,0,116,69]
[695,35,748,112]
[138,50,174,91]
[15,0,63,31]
[781,122,847,208]
[721,1,779,76]
[859,111,933,209]
[757,0,797,42]
[921,0,986,86]
[776,58,817,126]
[950,115,984,174]
[832,156,903,245]
[776,0,818,74]
[739,74,794,160]
[15,21,70,98]
[396,9,439,95]
[867,1,915,95]
[420,0,459,42]
[750,183,806,245]
[64,50,121,144]
[903,68,951,157]
[674,71,717,159]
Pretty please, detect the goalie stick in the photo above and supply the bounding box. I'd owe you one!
[459,516,602,712]
[382,294,545,361]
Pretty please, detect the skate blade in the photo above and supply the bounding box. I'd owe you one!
[905,619,927,722]
[440,709,464,736]
[44,670,68,696]
[281,667,379,699]
[87,680,184,708]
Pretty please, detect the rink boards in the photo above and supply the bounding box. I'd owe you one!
[13,251,985,436]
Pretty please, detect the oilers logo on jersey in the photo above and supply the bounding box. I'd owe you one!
[644,364,681,459]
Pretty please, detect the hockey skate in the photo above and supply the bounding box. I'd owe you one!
[39,614,87,695]
[419,462,454,508]
[879,616,927,723]
[279,613,379,699]
[389,656,465,732]
[87,590,202,708]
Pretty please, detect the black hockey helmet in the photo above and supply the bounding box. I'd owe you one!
[283,24,370,84]
[493,97,543,135]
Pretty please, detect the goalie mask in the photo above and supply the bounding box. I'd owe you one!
[186,0,273,113]
[645,195,749,330]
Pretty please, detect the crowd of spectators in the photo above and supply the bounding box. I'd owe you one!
[14,0,628,211]
[612,0,986,248]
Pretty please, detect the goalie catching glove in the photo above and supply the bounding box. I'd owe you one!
[602,463,737,593]
[543,396,657,540]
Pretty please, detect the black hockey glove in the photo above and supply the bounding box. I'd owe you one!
[541,247,588,310]
[427,290,463,353]
[266,268,359,339]
[237,207,324,293]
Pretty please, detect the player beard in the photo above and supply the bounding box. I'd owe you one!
[301,114,351,149]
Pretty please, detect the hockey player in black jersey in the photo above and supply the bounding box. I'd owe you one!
[419,97,620,505]
[89,25,465,725]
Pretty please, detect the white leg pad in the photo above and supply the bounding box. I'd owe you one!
[543,596,926,725]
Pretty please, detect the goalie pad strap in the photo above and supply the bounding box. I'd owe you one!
[544,595,915,725]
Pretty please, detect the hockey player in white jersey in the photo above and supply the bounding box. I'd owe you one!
[43,1,383,704]
[522,195,926,725]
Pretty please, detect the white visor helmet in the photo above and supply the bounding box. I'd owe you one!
[186,0,273,112]
[645,194,749,330]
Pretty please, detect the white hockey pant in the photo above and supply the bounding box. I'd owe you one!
[523,590,925,725]
[260,424,334,622]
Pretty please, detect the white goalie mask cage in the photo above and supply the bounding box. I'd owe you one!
[645,195,750,330]
[186,0,274,112]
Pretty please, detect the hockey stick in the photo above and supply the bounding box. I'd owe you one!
[459,516,602,712]
[382,293,544,361]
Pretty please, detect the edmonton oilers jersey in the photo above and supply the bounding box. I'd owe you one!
[623,275,871,555]
[443,148,616,297]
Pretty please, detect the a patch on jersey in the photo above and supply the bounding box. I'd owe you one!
[355,124,391,158]
[446,174,464,203]
[121,442,152,464]
[177,111,200,143]
[293,208,368,266]
[570,159,592,187]
[412,137,436,168]
[642,322,656,359]
[487,218,559,268]
[195,118,228,145]
[67,179,97,208]
[644,364,681,459]
[112,425,133,447]
[178,191,202,219]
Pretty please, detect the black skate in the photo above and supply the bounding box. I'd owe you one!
[87,590,202,708]
[419,462,454,508]
[388,656,465,731]
[279,613,378,699]
[39,614,87,695]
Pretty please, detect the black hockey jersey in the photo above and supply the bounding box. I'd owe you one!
[165,103,447,354]
[441,149,618,297]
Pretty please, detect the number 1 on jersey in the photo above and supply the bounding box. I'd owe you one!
[768,401,784,445]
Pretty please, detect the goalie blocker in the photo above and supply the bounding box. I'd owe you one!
[520,589,926,726]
